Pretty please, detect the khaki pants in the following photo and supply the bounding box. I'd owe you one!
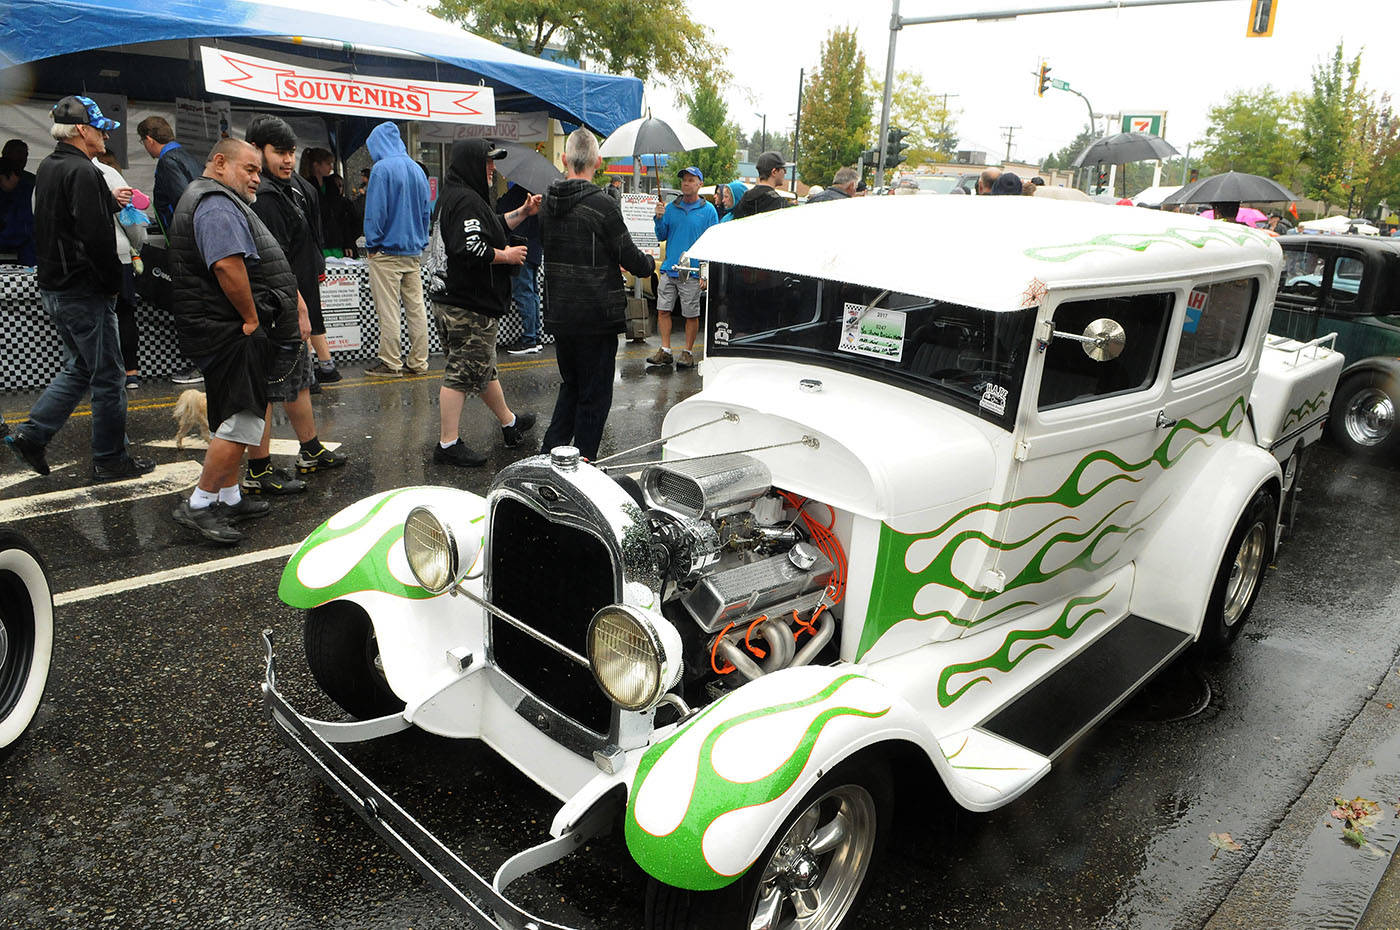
[367,253,429,371]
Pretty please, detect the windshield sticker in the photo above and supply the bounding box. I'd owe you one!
[838,303,906,362]
[980,383,1008,416]
[1184,288,1208,333]
[713,321,731,345]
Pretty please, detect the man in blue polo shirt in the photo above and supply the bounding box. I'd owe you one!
[648,165,717,370]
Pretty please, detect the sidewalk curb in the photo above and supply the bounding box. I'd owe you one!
[1207,651,1400,930]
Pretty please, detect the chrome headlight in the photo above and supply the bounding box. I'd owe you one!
[587,605,684,711]
[404,505,479,594]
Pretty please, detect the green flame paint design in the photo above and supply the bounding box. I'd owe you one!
[626,674,888,891]
[858,397,1245,658]
[936,588,1111,707]
[279,488,434,608]
[1278,390,1328,433]
[1024,226,1268,264]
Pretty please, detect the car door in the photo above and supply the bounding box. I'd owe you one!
[1314,250,1400,360]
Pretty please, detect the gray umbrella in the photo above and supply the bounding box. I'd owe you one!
[493,140,562,195]
[1071,132,1180,168]
[1160,171,1297,205]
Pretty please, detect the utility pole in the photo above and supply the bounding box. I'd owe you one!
[1001,126,1021,164]
[793,68,804,192]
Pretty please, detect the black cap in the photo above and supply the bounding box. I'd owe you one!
[52,95,119,130]
[486,146,507,160]
[756,151,785,178]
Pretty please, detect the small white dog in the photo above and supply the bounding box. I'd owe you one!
[172,389,210,449]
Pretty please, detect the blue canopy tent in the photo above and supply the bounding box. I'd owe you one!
[0,0,643,135]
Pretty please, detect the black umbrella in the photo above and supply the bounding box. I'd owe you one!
[1161,171,1297,205]
[493,140,563,196]
[1071,132,1180,168]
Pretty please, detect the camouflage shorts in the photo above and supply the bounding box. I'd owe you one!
[432,302,498,394]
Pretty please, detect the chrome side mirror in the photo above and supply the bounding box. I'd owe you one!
[1047,318,1127,362]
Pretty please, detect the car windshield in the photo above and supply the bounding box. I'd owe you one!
[706,263,1038,428]
[912,177,958,194]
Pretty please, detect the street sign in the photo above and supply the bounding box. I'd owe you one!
[1121,113,1166,137]
[1050,78,1070,91]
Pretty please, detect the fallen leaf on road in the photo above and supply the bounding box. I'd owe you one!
[1209,832,1243,859]
[1332,797,1383,847]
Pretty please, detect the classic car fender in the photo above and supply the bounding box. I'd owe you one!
[624,665,959,892]
[1129,442,1280,635]
[278,486,488,705]
[1338,355,1400,386]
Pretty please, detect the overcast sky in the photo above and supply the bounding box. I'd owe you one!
[646,0,1398,167]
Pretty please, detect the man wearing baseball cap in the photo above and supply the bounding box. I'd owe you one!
[4,95,154,481]
[648,164,717,370]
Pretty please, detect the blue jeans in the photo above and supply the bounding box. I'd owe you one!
[512,261,540,344]
[20,290,129,462]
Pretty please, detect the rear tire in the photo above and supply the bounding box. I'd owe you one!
[645,757,892,930]
[1197,489,1276,656]
[304,601,404,719]
[0,528,54,751]
[1329,371,1400,457]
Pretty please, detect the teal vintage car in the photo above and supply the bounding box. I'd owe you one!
[1272,235,1400,455]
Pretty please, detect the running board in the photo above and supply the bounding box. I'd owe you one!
[981,614,1192,760]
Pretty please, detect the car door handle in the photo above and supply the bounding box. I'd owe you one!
[1156,411,1178,429]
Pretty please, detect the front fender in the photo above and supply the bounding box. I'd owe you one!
[1129,442,1279,635]
[625,666,928,891]
[278,486,486,609]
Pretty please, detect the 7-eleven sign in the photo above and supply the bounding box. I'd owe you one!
[1122,113,1165,137]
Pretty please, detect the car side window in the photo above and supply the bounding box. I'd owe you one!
[1173,278,1259,377]
[1038,293,1172,410]
[1279,248,1324,304]
[1324,255,1365,311]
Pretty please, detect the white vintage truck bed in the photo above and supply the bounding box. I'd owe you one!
[1251,333,1344,455]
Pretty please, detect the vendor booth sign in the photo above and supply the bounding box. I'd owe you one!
[419,113,551,144]
[201,48,495,125]
[621,193,660,259]
[319,273,364,352]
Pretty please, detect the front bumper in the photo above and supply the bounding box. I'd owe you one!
[260,632,615,930]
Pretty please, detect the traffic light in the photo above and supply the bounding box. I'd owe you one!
[1037,61,1052,97]
[885,128,910,169]
[1096,167,1108,191]
[1246,0,1276,37]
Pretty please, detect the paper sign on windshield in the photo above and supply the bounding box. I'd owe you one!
[838,304,906,362]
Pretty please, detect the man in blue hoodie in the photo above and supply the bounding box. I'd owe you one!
[362,122,431,378]
[647,165,716,370]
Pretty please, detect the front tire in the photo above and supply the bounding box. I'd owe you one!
[1329,371,1400,457]
[1198,489,1276,656]
[304,600,405,719]
[645,758,892,930]
[0,528,55,751]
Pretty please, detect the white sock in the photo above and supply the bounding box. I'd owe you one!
[661,346,673,355]
[502,415,516,429]
[439,439,457,450]
[218,484,242,506]
[190,487,218,510]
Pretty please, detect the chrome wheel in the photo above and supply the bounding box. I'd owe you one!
[1343,387,1395,448]
[748,784,877,930]
[1223,521,1267,628]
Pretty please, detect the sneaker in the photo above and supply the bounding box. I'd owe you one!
[676,350,697,369]
[172,500,242,544]
[223,495,271,523]
[92,455,156,481]
[125,374,141,390]
[506,339,541,355]
[241,465,308,495]
[171,366,205,385]
[502,412,537,449]
[4,431,49,475]
[315,365,342,384]
[295,445,349,474]
[645,348,674,367]
[365,362,402,378]
[433,441,487,467]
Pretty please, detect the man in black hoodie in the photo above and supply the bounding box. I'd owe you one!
[430,139,540,466]
[730,151,790,220]
[538,129,656,460]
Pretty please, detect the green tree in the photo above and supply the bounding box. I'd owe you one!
[796,28,871,187]
[1044,126,1099,172]
[1195,86,1304,183]
[864,68,959,168]
[740,128,794,162]
[431,0,726,85]
[1302,42,1367,210]
[1352,96,1400,216]
[669,79,739,187]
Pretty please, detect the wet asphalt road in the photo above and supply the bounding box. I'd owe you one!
[3,343,1400,930]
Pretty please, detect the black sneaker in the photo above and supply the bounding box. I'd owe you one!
[4,431,49,475]
[171,366,205,385]
[315,365,342,384]
[92,454,155,481]
[506,339,542,355]
[295,445,349,474]
[125,374,141,390]
[172,500,242,544]
[241,465,308,495]
[501,412,537,449]
[433,441,487,467]
[224,495,271,523]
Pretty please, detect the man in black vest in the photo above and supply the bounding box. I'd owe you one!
[168,138,298,544]
[242,115,348,494]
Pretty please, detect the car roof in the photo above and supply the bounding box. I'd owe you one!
[1279,234,1400,256]
[688,196,1282,311]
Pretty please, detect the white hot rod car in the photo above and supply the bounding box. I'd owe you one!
[263,197,1343,930]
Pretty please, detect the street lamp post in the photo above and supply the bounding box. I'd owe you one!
[755,112,767,155]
